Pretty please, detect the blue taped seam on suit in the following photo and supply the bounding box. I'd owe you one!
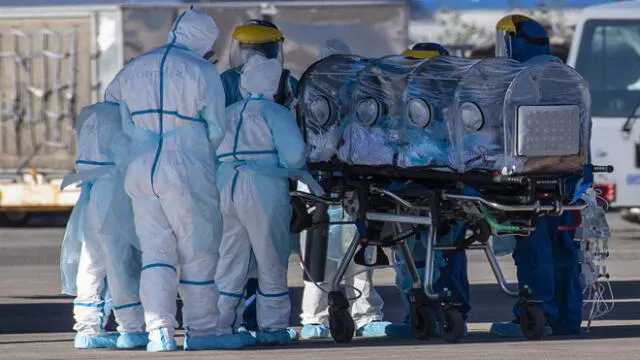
[216,150,276,160]
[73,302,105,308]
[179,280,215,285]
[113,301,142,310]
[231,170,240,202]
[131,109,205,124]
[257,288,289,298]
[150,10,187,197]
[75,160,116,166]
[219,291,244,298]
[231,100,251,161]
[141,263,177,272]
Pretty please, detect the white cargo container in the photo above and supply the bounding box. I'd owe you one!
[0,0,408,225]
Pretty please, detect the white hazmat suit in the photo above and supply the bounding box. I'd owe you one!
[104,6,226,352]
[299,38,390,339]
[214,55,312,348]
[60,102,146,349]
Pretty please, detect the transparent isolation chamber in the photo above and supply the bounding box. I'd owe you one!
[297,55,591,175]
[451,58,590,174]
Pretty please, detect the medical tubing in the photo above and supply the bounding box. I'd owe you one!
[479,204,521,233]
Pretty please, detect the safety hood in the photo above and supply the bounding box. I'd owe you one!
[168,6,219,57]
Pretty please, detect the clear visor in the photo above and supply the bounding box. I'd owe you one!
[495,30,513,58]
[229,39,283,69]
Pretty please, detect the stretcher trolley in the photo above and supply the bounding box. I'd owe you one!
[291,54,613,344]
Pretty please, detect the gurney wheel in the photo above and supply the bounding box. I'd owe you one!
[329,308,355,343]
[440,309,464,344]
[411,305,436,340]
[520,304,546,340]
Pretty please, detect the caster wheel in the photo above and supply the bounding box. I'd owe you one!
[329,308,355,343]
[520,304,546,340]
[440,309,464,344]
[411,305,437,340]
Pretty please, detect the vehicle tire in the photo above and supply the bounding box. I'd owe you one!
[0,212,30,227]
[440,308,465,344]
[411,305,436,340]
[520,304,546,340]
[329,307,355,343]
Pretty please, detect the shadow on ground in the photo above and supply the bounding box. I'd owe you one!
[2,281,638,340]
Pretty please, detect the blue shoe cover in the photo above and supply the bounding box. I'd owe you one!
[185,333,256,350]
[384,323,413,338]
[146,328,177,352]
[490,321,552,338]
[300,324,330,339]
[257,329,293,345]
[116,332,148,349]
[287,328,299,341]
[356,321,392,337]
[74,333,119,349]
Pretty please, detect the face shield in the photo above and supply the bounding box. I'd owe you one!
[495,15,530,58]
[230,24,284,69]
[402,49,443,60]
[402,43,450,60]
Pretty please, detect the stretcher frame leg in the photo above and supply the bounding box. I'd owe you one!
[483,241,520,297]
[423,222,440,300]
[397,239,422,290]
[390,220,422,292]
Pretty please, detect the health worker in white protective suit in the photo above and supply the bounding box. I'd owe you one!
[59,102,146,350]
[299,39,393,340]
[104,7,226,352]
[213,54,318,348]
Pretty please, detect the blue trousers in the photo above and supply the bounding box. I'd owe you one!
[512,212,582,334]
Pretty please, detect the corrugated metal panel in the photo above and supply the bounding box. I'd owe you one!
[0,15,93,170]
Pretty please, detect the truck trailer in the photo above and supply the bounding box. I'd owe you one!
[0,0,409,225]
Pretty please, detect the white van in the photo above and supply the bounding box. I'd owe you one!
[567,0,640,214]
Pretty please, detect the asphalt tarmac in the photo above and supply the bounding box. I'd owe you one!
[1,212,638,359]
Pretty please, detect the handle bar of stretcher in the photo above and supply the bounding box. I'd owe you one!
[369,186,433,211]
[290,191,342,205]
[442,194,587,213]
